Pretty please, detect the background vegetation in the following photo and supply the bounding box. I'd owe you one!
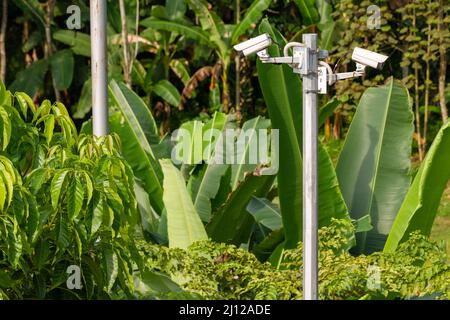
[0,0,449,299]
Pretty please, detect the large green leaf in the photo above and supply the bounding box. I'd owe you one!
[109,113,164,215]
[170,59,191,86]
[153,80,181,108]
[50,49,74,91]
[257,19,349,250]
[53,30,91,57]
[318,97,339,127]
[384,121,450,252]
[160,159,208,249]
[73,78,92,119]
[0,173,7,211]
[56,213,70,251]
[104,248,119,292]
[316,0,333,25]
[315,0,336,50]
[256,20,303,249]
[13,0,45,28]
[317,145,350,227]
[166,0,187,21]
[91,193,105,235]
[253,228,284,262]
[176,120,204,165]
[141,19,212,45]
[319,21,336,51]
[206,172,275,245]
[7,220,23,268]
[134,270,183,297]
[67,176,84,221]
[230,116,271,190]
[10,60,48,97]
[231,0,272,44]
[0,107,11,151]
[191,113,230,222]
[50,169,69,209]
[185,0,228,57]
[246,196,282,230]
[336,78,414,254]
[293,0,320,26]
[109,81,164,214]
[110,80,159,145]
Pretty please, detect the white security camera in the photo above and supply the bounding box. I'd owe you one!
[351,47,388,70]
[233,33,272,57]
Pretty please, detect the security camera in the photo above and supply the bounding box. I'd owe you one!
[233,33,272,57]
[351,47,388,70]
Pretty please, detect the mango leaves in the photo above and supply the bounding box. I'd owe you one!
[0,90,139,297]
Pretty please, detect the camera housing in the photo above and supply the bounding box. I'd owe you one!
[233,33,272,57]
[351,47,388,70]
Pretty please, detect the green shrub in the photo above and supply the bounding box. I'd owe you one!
[137,219,450,300]
[0,92,141,299]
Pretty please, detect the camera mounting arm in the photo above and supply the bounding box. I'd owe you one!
[324,63,366,84]
[238,36,388,95]
[256,45,329,77]
[256,48,303,69]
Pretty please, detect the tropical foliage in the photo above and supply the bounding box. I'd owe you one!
[0,0,448,300]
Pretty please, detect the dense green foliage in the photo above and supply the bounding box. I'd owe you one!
[2,1,447,144]
[0,87,144,299]
[0,80,449,300]
[137,219,450,300]
[0,0,449,300]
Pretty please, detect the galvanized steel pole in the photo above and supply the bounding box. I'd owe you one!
[302,33,318,300]
[90,0,108,136]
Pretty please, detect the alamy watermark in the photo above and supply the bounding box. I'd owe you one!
[367,5,381,30]
[171,128,279,175]
[66,265,81,290]
[366,264,381,290]
[66,5,81,30]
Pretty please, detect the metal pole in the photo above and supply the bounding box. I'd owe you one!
[90,0,108,136]
[302,33,318,300]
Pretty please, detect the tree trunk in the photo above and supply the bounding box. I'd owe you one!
[234,0,241,122]
[412,8,424,161]
[221,64,230,113]
[0,0,7,83]
[422,22,431,152]
[324,117,331,140]
[45,0,61,101]
[438,0,448,123]
[333,111,341,140]
[119,0,132,88]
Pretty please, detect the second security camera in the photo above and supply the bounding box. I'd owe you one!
[233,33,272,57]
[352,47,388,70]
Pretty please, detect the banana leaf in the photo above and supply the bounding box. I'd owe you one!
[384,121,450,252]
[206,171,275,245]
[231,0,272,44]
[109,81,164,214]
[336,78,414,254]
[257,19,349,250]
[160,159,208,249]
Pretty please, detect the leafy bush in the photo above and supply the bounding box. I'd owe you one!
[137,219,450,300]
[0,89,141,299]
